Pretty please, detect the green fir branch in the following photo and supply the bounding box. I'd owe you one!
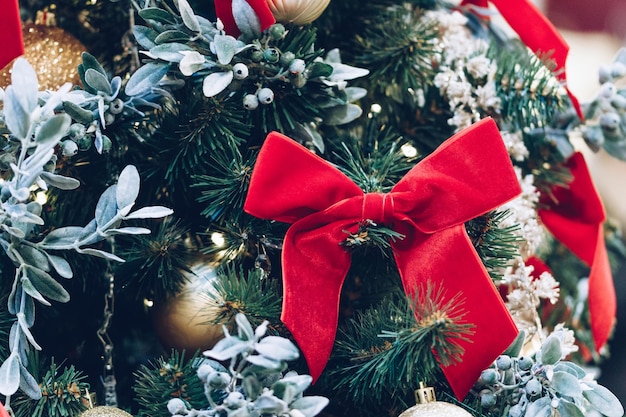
[11,356,90,417]
[329,287,474,416]
[490,39,564,131]
[331,126,417,193]
[115,218,196,302]
[353,7,440,103]
[466,210,524,279]
[133,350,208,417]
[208,266,283,333]
[193,143,256,223]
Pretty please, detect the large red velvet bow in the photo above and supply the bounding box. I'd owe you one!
[214,0,276,38]
[244,118,521,399]
[0,0,24,70]
[460,0,583,120]
[538,152,615,352]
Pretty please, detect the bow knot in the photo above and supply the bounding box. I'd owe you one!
[245,117,521,399]
[360,193,395,225]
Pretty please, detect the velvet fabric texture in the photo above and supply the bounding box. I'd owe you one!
[244,118,522,399]
[0,0,24,70]
[214,0,276,38]
[460,0,583,120]
[538,152,615,353]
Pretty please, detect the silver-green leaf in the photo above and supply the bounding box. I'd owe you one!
[25,265,70,303]
[583,383,625,417]
[177,0,201,32]
[85,68,112,95]
[35,113,72,149]
[202,71,233,97]
[291,396,330,417]
[0,353,21,396]
[116,165,140,210]
[125,62,170,96]
[124,206,174,220]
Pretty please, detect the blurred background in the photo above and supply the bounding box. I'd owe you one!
[544,0,626,403]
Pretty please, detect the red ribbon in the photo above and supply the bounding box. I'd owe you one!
[0,0,24,70]
[538,152,615,352]
[214,0,276,38]
[244,118,521,399]
[460,0,583,120]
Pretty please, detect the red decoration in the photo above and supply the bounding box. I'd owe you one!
[0,402,8,417]
[460,0,583,120]
[214,0,276,38]
[244,118,522,399]
[0,0,24,70]
[538,152,615,352]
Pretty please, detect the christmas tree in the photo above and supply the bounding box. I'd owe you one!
[0,0,625,416]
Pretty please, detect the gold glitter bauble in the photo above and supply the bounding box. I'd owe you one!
[151,263,225,351]
[0,23,86,91]
[80,406,133,417]
[398,383,473,417]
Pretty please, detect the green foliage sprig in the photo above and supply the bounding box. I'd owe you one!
[0,58,173,400]
[165,313,329,417]
[474,331,624,417]
[133,350,208,417]
[130,0,369,146]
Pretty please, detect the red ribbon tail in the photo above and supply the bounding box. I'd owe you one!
[395,227,518,400]
[588,227,615,351]
[0,0,24,70]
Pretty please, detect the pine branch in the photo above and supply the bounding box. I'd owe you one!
[354,6,440,101]
[193,143,256,223]
[327,287,473,416]
[466,210,524,279]
[330,124,416,193]
[11,355,90,417]
[115,218,196,302]
[208,266,283,334]
[133,350,208,417]
[490,39,564,132]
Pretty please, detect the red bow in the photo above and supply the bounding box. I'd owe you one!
[460,0,583,120]
[244,118,521,399]
[214,0,276,38]
[538,152,615,352]
[0,0,24,70]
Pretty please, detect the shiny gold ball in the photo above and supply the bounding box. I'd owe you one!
[0,23,86,91]
[398,401,473,417]
[80,406,133,417]
[151,263,225,351]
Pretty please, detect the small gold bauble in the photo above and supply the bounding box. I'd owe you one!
[398,383,472,417]
[0,23,86,91]
[151,263,225,351]
[266,0,330,25]
[80,406,133,417]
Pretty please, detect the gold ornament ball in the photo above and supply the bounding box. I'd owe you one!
[398,401,473,417]
[151,263,225,351]
[0,23,86,91]
[80,406,133,417]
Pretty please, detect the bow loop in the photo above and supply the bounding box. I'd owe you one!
[244,132,362,224]
[392,119,522,233]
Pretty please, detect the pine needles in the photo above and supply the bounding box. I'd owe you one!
[329,288,474,416]
[133,350,207,417]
